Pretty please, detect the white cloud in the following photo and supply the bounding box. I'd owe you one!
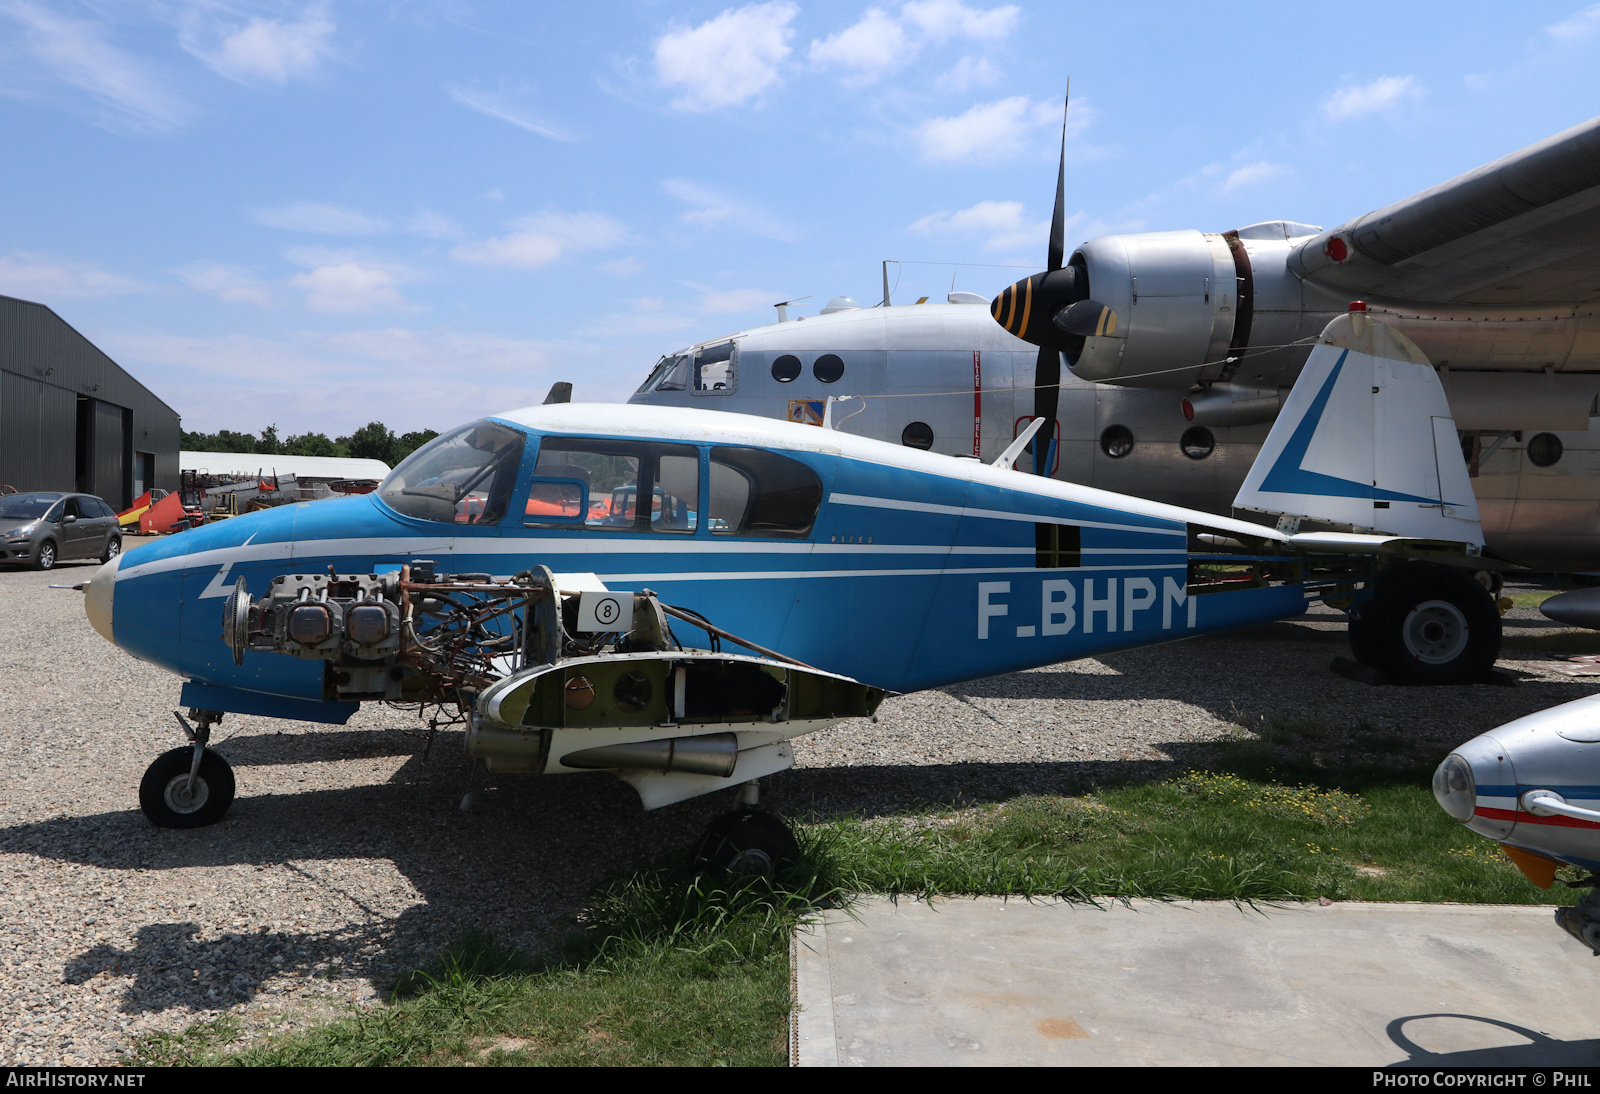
[808,8,906,78]
[177,262,274,306]
[289,262,406,313]
[0,253,144,298]
[1220,160,1288,193]
[654,1,797,112]
[910,199,1044,252]
[254,202,390,235]
[181,2,335,85]
[600,256,645,276]
[403,209,463,240]
[808,2,1018,82]
[447,85,571,141]
[1547,4,1600,39]
[1,0,191,131]
[1321,75,1421,122]
[114,327,562,435]
[901,0,1020,41]
[452,212,626,269]
[698,288,778,314]
[917,96,1065,163]
[937,55,1000,91]
[662,179,797,241]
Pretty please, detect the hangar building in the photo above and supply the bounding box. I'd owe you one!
[0,294,180,510]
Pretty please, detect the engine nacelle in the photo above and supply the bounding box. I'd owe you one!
[1067,230,1243,390]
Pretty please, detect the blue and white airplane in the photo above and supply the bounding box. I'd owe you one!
[81,307,1503,863]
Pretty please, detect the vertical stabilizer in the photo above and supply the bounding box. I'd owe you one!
[1234,310,1483,544]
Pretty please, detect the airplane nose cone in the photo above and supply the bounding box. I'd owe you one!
[85,552,120,643]
[1541,588,1600,630]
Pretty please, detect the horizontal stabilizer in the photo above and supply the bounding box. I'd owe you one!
[1235,311,1483,546]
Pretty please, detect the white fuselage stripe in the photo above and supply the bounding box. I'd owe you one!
[826,492,1188,537]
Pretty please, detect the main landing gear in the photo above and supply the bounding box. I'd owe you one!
[1347,562,1501,686]
[693,781,800,876]
[139,709,236,828]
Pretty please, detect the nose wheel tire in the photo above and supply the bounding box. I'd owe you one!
[32,540,56,571]
[1349,563,1500,685]
[139,747,236,828]
[694,808,800,876]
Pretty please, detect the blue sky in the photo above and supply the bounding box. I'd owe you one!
[2,1,1597,437]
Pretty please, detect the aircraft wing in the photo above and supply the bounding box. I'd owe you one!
[1289,115,1600,305]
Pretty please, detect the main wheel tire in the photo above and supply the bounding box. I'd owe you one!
[101,536,121,564]
[1352,564,1500,685]
[139,747,236,828]
[694,808,800,875]
[32,540,56,571]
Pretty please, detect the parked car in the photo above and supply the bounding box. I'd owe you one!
[0,492,122,569]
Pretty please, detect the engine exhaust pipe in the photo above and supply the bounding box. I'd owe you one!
[560,732,739,777]
[1183,384,1281,428]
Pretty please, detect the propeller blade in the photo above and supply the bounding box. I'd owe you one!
[1030,342,1060,476]
[1053,299,1119,339]
[1047,79,1070,272]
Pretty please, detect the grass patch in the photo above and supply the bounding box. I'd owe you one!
[1502,631,1600,654]
[138,726,1580,1066]
[131,863,837,1067]
[1506,591,1557,610]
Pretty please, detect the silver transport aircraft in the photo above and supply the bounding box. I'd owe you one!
[630,110,1600,576]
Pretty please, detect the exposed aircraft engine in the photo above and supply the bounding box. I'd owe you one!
[221,563,884,808]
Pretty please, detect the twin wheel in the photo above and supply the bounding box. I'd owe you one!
[1348,563,1501,685]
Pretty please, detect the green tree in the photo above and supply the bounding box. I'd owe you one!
[258,424,284,455]
[345,421,398,464]
[396,429,440,461]
[284,432,337,457]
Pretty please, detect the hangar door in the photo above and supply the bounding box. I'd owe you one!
[76,396,131,510]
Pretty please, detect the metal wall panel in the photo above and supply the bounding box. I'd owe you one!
[0,368,75,493]
[0,294,181,496]
[93,398,126,508]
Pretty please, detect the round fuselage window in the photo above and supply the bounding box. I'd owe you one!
[1100,424,1134,459]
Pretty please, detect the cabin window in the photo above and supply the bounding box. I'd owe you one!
[709,447,822,537]
[1100,424,1134,459]
[694,343,737,395]
[378,420,526,526]
[528,437,699,533]
[901,422,934,450]
[771,354,802,383]
[1179,426,1215,460]
[1036,523,1081,568]
[813,354,845,383]
[1528,432,1563,468]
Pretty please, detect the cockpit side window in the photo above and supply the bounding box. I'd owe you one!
[528,437,699,533]
[693,342,737,395]
[708,447,821,538]
[378,419,526,526]
[640,354,689,394]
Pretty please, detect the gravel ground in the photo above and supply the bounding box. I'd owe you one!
[0,557,1595,1065]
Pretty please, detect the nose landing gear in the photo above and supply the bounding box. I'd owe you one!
[139,709,236,829]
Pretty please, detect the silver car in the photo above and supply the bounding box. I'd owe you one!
[0,493,122,570]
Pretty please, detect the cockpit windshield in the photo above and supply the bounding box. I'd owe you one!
[637,354,689,394]
[377,419,525,525]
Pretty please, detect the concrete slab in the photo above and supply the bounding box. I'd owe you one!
[792,897,1600,1066]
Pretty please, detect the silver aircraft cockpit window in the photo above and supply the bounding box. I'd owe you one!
[378,419,526,525]
[693,342,736,395]
[639,354,688,394]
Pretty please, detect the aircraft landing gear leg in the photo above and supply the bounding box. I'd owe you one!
[694,781,800,876]
[139,709,236,829]
[1348,562,1501,685]
[1555,884,1600,955]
